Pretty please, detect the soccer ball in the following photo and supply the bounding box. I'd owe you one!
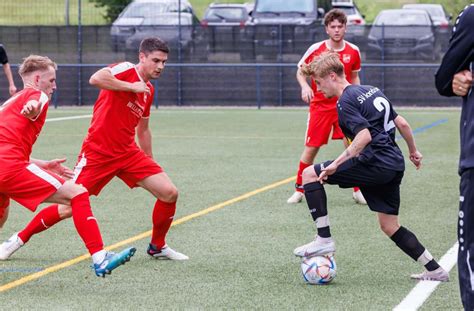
[301,255,336,285]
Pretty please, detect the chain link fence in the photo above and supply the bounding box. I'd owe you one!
[0,1,460,107]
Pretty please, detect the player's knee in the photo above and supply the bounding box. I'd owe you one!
[160,186,178,203]
[302,166,317,185]
[379,222,398,236]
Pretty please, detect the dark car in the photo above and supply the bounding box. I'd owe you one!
[110,0,194,52]
[200,3,254,58]
[367,9,439,61]
[241,0,331,61]
[124,12,200,61]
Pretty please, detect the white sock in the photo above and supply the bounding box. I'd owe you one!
[91,250,107,265]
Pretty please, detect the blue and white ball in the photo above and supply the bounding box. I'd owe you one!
[301,255,336,285]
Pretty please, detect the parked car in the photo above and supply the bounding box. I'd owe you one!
[367,9,439,61]
[124,12,201,61]
[402,3,452,28]
[331,0,366,39]
[241,0,331,61]
[199,3,254,57]
[110,0,194,51]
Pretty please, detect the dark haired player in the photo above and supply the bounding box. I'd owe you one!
[293,51,448,281]
[0,37,188,261]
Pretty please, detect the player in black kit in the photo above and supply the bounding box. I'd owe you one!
[293,51,449,282]
[435,4,474,309]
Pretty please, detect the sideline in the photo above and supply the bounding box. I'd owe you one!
[45,114,92,122]
[0,176,295,293]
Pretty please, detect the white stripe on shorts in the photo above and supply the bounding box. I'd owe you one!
[73,153,87,183]
[26,163,62,189]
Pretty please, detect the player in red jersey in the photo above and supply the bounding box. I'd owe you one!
[287,9,366,205]
[0,55,135,277]
[0,38,188,261]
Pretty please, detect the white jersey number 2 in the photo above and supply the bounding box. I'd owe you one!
[373,97,395,132]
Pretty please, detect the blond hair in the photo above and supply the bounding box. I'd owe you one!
[300,51,344,79]
[19,55,57,77]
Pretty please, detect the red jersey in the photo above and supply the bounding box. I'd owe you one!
[0,88,49,163]
[83,62,154,157]
[297,40,361,112]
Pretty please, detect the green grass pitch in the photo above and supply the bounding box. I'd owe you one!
[0,108,463,310]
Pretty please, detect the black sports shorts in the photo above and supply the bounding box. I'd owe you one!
[314,158,404,215]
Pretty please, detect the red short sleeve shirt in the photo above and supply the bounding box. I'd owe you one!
[83,62,154,156]
[297,40,361,112]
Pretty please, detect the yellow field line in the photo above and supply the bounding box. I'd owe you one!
[0,176,295,293]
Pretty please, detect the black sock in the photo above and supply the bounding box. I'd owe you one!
[390,226,440,271]
[303,182,330,238]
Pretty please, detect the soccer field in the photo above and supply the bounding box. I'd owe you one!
[0,108,463,310]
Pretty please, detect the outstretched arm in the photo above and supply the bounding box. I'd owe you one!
[30,158,75,179]
[89,67,149,93]
[394,115,422,169]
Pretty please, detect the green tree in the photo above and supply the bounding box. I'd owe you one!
[89,0,132,23]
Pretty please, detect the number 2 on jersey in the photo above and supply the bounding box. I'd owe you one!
[373,97,395,132]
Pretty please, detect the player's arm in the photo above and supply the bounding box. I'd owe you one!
[296,67,314,104]
[30,158,75,179]
[435,6,473,97]
[2,63,16,96]
[394,115,422,169]
[89,67,149,94]
[20,99,42,120]
[318,128,371,182]
[136,117,153,158]
[351,71,360,85]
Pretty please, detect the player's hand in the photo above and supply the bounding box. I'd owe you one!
[47,158,75,180]
[20,100,41,119]
[9,84,17,96]
[301,85,314,104]
[452,70,472,97]
[317,163,337,183]
[130,81,150,94]
[409,150,423,170]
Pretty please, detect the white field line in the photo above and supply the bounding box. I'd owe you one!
[393,242,459,311]
[45,114,92,122]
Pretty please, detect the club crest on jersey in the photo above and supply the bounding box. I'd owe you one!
[342,54,351,63]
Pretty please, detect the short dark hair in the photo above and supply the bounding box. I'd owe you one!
[324,9,347,26]
[139,37,170,55]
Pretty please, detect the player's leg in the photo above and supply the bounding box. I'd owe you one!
[377,213,448,281]
[0,204,71,260]
[137,172,188,260]
[458,170,474,308]
[293,163,335,257]
[0,195,9,229]
[288,146,319,204]
[288,110,329,204]
[46,180,136,276]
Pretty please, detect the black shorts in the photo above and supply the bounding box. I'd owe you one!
[314,158,404,215]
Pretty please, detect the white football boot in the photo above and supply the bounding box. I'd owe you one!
[0,233,24,260]
[410,267,449,282]
[147,244,189,260]
[287,191,304,204]
[293,236,336,257]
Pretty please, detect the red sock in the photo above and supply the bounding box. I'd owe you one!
[151,199,176,249]
[70,192,103,255]
[353,187,360,192]
[296,161,312,193]
[18,204,61,243]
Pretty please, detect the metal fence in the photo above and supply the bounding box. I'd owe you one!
[0,24,460,107]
